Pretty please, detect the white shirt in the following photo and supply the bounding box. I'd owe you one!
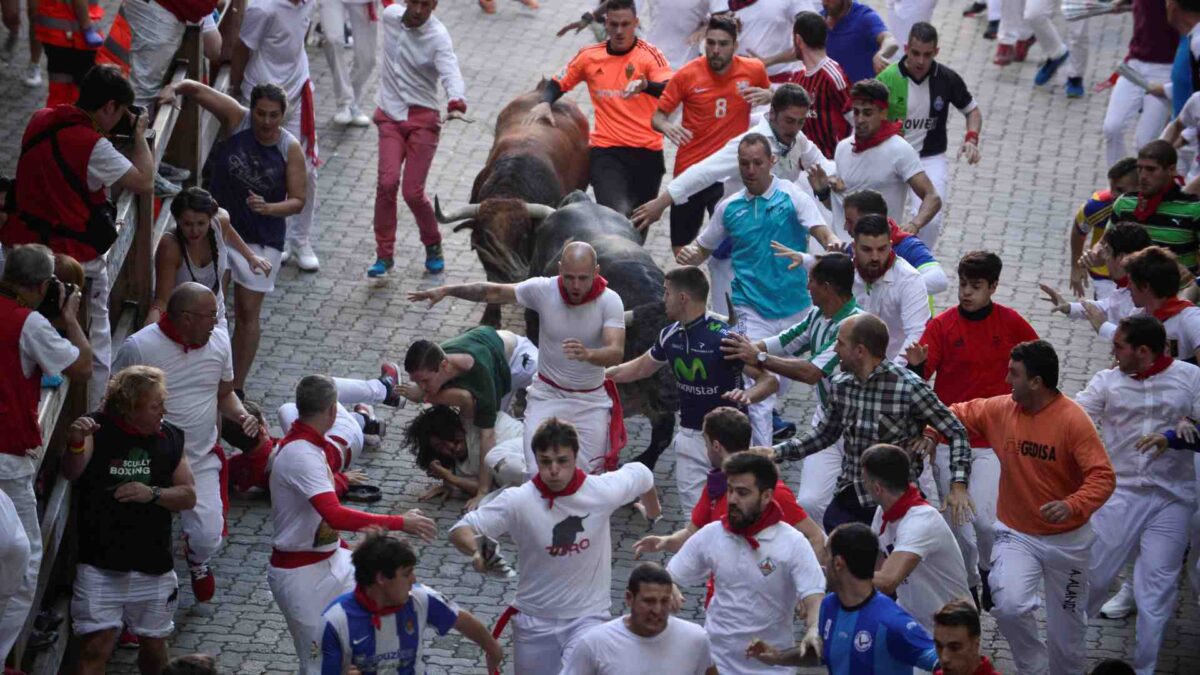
[451,462,653,618]
[269,438,340,553]
[170,222,229,326]
[1179,93,1200,181]
[646,0,709,69]
[87,139,133,193]
[852,256,930,362]
[1071,286,1135,339]
[667,115,835,207]
[831,135,924,241]
[1097,303,1200,360]
[461,411,523,479]
[113,324,234,463]
[562,615,715,675]
[239,0,313,104]
[1076,359,1200,502]
[19,310,79,379]
[667,521,825,675]
[870,504,971,633]
[0,490,30,598]
[515,276,625,390]
[709,0,818,77]
[378,7,466,122]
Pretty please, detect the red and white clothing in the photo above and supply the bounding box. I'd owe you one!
[852,255,930,363]
[112,322,233,567]
[1069,283,1134,336]
[451,463,654,674]
[786,57,852,159]
[871,501,972,633]
[1076,359,1200,675]
[710,0,818,79]
[515,276,625,474]
[646,0,709,69]
[320,0,378,113]
[561,615,715,674]
[1095,299,1200,362]
[831,134,924,243]
[667,519,825,674]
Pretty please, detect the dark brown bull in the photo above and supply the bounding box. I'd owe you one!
[436,81,590,326]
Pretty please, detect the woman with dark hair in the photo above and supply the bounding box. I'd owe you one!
[146,187,271,329]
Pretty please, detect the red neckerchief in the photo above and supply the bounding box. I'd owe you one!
[353,586,403,630]
[879,484,929,534]
[532,469,587,508]
[1132,183,1174,221]
[279,420,340,471]
[887,217,912,245]
[857,251,896,284]
[852,120,903,154]
[721,499,783,550]
[110,413,165,438]
[1115,276,1130,289]
[558,275,609,306]
[1152,297,1195,322]
[728,0,758,9]
[1133,353,1174,380]
[158,315,203,353]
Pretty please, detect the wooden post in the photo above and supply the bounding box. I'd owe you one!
[165,25,204,183]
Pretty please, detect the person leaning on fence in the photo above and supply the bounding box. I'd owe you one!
[60,365,196,675]
[0,243,92,659]
[2,63,154,413]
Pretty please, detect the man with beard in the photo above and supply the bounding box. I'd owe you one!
[561,563,717,674]
[666,452,825,674]
[850,215,930,363]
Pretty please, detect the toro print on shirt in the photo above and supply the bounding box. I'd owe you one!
[548,514,591,556]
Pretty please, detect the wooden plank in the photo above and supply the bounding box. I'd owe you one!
[104,192,138,287]
[26,595,71,675]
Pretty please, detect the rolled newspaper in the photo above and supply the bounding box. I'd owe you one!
[1063,0,1121,21]
[1116,61,1153,92]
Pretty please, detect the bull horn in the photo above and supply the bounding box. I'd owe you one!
[434,195,481,224]
[524,204,556,220]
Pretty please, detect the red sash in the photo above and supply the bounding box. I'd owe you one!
[537,373,627,471]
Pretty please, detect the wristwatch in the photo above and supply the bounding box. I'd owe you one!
[150,486,162,504]
[756,351,768,365]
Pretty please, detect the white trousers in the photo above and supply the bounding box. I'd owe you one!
[673,427,710,510]
[284,112,320,248]
[998,0,1033,45]
[708,256,734,318]
[794,410,844,528]
[277,376,388,465]
[905,153,947,251]
[1103,60,1174,167]
[987,0,1001,21]
[989,520,1092,675]
[319,0,378,110]
[503,335,539,413]
[522,380,612,476]
[512,611,609,675]
[121,0,188,108]
[1087,486,1191,675]
[886,0,937,46]
[181,449,225,565]
[735,304,808,448]
[1023,0,1069,64]
[1192,455,1200,599]
[269,548,355,675]
[0,474,41,655]
[934,447,1001,588]
[486,436,528,489]
[84,258,111,412]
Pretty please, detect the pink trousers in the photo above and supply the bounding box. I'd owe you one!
[373,106,442,257]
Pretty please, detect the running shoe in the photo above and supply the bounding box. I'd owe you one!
[333,105,353,126]
[83,27,103,48]
[425,243,445,273]
[1014,35,1037,62]
[289,240,320,272]
[1065,77,1085,98]
[367,257,394,278]
[117,626,140,649]
[154,173,182,197]
[993,44,1015,67]
[1034,50,1070,86]
[189,561,216,602]
[380,362,403,407]
[159,161,191,183]
[771,411,797,441]
[962,1,987,16]
[1099,580,1136,619]
[21,63,42,87]
[983,19,999,40]
[349,104,371,127]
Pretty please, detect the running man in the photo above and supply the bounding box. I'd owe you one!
[842,188,948,295]
[1067,158,1139,301]
[877,23,982,249]
[527,0,672,217]
[820,0,899,83]
[783,11,853,159]
[1102,0,1177,166]
[712,0,815,83]
[1110,140,1200,277]
[850,215,931,362]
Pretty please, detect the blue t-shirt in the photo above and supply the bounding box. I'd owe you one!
[823,2,889,83]
[321,584,460,675]
[649,314,745,430]
[819,591,939,675]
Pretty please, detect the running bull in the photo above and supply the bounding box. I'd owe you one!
[435,81,590,326]
[525,191,678,469]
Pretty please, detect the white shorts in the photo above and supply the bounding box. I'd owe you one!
[503,335,539,413]
[269,548,355,675]
[512,611,609,675]
[228,243,283,294]
[71,564,179,638]
[485,436,528,489]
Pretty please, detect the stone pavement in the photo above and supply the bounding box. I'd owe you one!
[3,0,1200,672]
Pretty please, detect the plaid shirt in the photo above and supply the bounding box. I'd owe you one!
[775,359,971,508]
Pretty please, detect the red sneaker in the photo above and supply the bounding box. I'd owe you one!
[1015,36,1037,62]
[190,561,216,602]
[993,44,1015,67]
[117,627,139,650]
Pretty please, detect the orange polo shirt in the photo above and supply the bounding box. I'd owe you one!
[948,394,1115,536]
[554,38,673,150]
[657,55,770,174]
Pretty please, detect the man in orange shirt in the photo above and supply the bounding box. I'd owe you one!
[652,15,769,254]
[524,0,672,217]
[915,339,1115,675]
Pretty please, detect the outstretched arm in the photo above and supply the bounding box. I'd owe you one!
[408,283,520,307]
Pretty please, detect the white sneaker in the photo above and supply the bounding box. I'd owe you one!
[1099,579,1136,619]
[290,240,320,272]
[350,105,371,127]
[333,105,353,126]
[280,248,291,265]
[22,63,42,87]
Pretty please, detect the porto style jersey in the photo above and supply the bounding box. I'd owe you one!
[820,590,939,675]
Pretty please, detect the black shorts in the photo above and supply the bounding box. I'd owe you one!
[589,146,665,218]
[44,45,97,86]
[669,181,724,248]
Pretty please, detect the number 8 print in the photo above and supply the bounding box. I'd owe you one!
[714,98,727,118]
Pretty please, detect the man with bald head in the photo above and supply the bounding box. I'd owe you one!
[410,241,627,477]
[773,313,973,531]
[113,282,260,604]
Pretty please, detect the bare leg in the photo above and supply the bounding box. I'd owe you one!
[77,629,119,675]
[137,636,169,675]
[232,284,265,391]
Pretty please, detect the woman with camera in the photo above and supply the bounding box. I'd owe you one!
[144,187,272,330]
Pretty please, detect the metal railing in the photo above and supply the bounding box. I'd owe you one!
[11,3,242,671]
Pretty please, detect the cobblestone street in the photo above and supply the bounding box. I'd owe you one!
[3,0,1200,672]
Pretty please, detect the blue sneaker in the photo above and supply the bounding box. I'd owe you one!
[41,373,64,388]
[771,411,797,441]
[1034,50,1069,86]
[1065,76,1084,98]
[366,258,393,278]
[424,244,445,273]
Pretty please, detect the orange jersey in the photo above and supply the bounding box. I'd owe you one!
[948,394,1115,537]
[657,55,770,174]
[554,39,673,150]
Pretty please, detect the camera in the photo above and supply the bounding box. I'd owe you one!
[108,105,149,140]
[37,276,77,320]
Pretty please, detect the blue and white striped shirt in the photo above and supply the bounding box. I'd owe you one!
[321,584,460,675]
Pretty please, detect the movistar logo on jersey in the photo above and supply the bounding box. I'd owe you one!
[673,357,708,382]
